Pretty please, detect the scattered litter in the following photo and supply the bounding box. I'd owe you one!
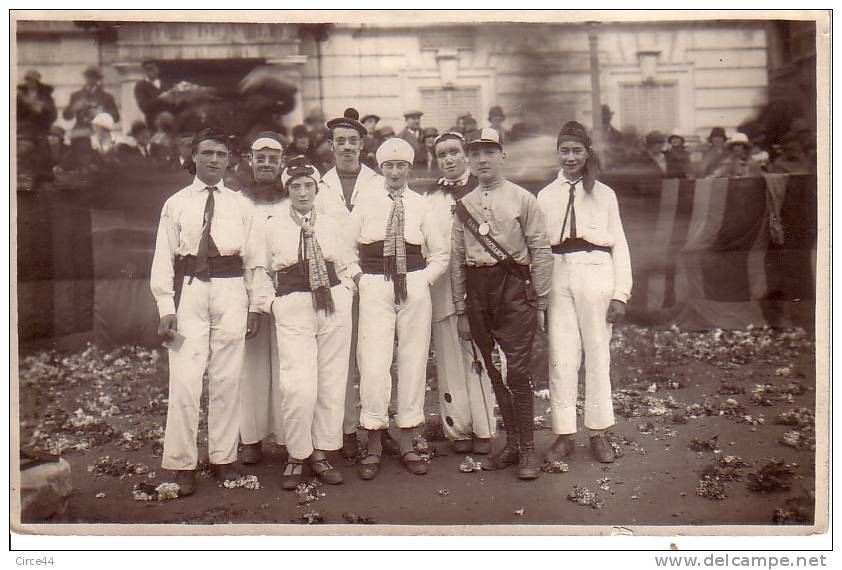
[688,436,721,453]
[567,486,604,509]
[222,475,261,490]
[750,382,806,406]
[95,492,106,499]
[437,488,450,497]
[459,456,483,473]
[718,383,745,395]
[746,460,797,493]
[637,422,656,434]
[773,494,814,525]
[700,455,751,482]
[605,431,645,457]
[774,407,815,428]
[294,511,324,524]
[88,456,150,479]
[533,415,549,429]
[696,476,727,500]
[513,508,525,516]
[780,429,816,451]
[598,477,611,491]
[295,480,326,504]
[342,512,376,524]
[533,388,550,400]
[132,481,181,501]
[541,460,569,473]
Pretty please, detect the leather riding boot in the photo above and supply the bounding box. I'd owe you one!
[514,393,540,480]
[480,395,519,470]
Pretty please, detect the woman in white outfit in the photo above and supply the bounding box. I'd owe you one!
[249,156,357,489]
[536,121,632,464]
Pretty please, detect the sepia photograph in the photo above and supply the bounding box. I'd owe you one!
[10,9,829,542]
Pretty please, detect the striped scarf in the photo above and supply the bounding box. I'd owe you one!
[289,207,335,314]
[383,187,407,303]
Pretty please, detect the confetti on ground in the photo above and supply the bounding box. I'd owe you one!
[513,508,525,516]
[133,481,181,501]
[779,429,816,451]
[541,460,569,473]
[95,492,106,499]
[689,436,721,453]
[437,488,450,497]
[696,476,727,500]
[717,383,746,395]
[533,388,550,400]
[773,495,814,525]
[774,408,815,428]
[746,460,797,493]
[295,480,326,504]
[567,486,605,509]
[701,455,751,482]
[342,512,376,524]
[222,475,261,490]
[88,456,150,479]
[598,477,612,491]
[295,511,324,524]
[459,456,482,473]
[750,382,806,406]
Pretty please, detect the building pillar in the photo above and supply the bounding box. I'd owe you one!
[113,62,145,134]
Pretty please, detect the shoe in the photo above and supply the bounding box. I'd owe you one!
[517,444,541,480]
[472,437,492,455]
[545,434,576,461]
[174,469,196,497]
[340,433,359,460]
[211,463,241,483]
[400,450,428,475]
[514,392,540,480]
[281,460,305,490]
[382,430,401,456]
[310,458,343,485]
[480,438,519,470]
[240,442,262,465]
[358,453,381,480]
[452,439,473,454]
[590,433,615,463]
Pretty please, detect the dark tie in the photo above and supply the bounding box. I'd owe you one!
[194,186,219,279]
[568,182,577,240]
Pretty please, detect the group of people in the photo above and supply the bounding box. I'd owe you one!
[150,106,632,497]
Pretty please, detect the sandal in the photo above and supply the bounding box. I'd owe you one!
[357,453,381,481]
[281,460,305,490]
[310,458,343,485]
[400,450,428,476]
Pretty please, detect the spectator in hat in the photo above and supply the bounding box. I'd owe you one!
[304,107,326,132]
[420,127,439,174]
[698,127,728,178]
[769,132,815,176]
[377,125,396,141]
[62,66,120,137]
[46,125,69,171]
[361,114,380,136]
[664,131,693,179]
[90,112,117,158]
[397,110,426,166]
[488,106,506,143]
[134,61,171,126]
[599,104,623,147]
[150,111,181,169]
[309,126,335,174]
[361,114,381,169]
[710,133,762,178]
[16,68,57,140]
[634,130,667,177]
[288,124,311,158]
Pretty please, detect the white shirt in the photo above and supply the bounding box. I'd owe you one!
[315,163,383,225]
[150,177,255,317]
[347,182,449,286]
[537,173,633,303]
[247,202,360,314]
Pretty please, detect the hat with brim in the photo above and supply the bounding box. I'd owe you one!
[403,110,423,118]
[129,120,150,137]
[488,105,505,121]
[326,107,367,137]
[377,126,396,138]
[421,127,439,142]
[376,137,414,166]
[707,127,727,141]
[250,130,284,152]
[361,114,380,124]
[24,69,41,81]
[645,131,666,146]
[726,132,750,147]
[91,112,115,131]
[466,127,503,150]
[83,65,103,80]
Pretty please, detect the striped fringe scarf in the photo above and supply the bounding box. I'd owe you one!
[384,187,407,303]
[290,207,335,314]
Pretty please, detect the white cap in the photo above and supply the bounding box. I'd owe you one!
[376,137,414,166]
[251,137,284,152]
[91,112,115,131]
[727,132,750,146]
[466,127,503,149]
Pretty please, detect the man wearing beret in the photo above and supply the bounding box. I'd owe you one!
[236,131,289,466]
[314,108,385,460]
[451,128,553,480]
[397,110,427,167]
[150,128,257,495]
[62,66,120,138]
[348,137,449,480]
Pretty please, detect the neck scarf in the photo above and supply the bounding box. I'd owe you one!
[289,207,335,314]
[383,186,407,303]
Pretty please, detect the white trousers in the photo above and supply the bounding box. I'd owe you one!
[432,315,497,440]
[239,313,285,446]
[547,253,616,434]
[358,271,431,430]
[273,284,353,460]
[162,276,248,470]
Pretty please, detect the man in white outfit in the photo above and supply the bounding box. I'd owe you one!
[234,131,288,465]
[150,128,257,495]
[536,121,632,464]
[314,107,392,460]
[425,131,497,455]
[348,137,449,479]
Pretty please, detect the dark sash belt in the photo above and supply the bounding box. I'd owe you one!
[358,241,426,274]
[275,260,339,296]
[176,254,245,278]
[552,238,612,255]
